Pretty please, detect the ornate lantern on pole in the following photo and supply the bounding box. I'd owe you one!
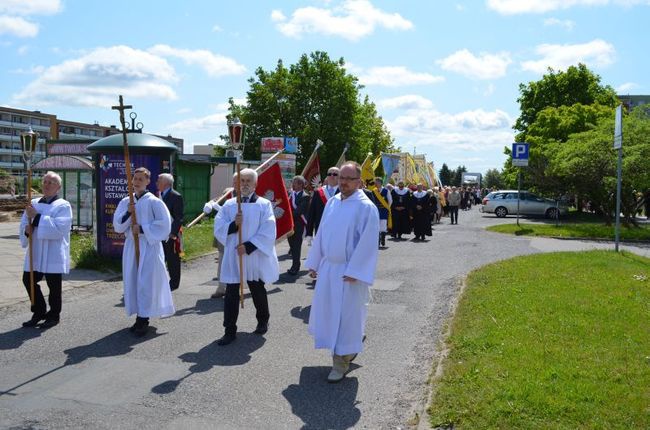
[21,126,39,306]
[227,117,245,161]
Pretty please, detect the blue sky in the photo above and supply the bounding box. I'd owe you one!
[1,0,648,173]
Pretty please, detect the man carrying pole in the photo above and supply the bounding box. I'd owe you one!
[20,171,72,328]
[213,168,279,346]
[111,96,174,336]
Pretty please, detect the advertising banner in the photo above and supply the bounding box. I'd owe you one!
[97,153,162,258]
[261,137,284,153]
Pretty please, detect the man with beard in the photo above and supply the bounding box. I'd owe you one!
[213,169,279,346]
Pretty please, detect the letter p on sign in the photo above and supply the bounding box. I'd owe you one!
[512,143,529,167]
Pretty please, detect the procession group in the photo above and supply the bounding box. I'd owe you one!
[17,161,381,383]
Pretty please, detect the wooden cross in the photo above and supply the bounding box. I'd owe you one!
[112,96,140,265]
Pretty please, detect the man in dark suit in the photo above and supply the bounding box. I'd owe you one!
[157,173,184,291]
[287,175,311,276]
[305,166,339,240]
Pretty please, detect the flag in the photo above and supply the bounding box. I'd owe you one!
[381,153,400,181]
[256,162,294,241]
[335,145,348,167]
[361,153,375,186]
[301,152,321,191]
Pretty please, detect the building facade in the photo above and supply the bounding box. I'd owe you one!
[0,106,183,181]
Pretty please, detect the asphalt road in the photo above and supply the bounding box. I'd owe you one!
[1,208,648,429]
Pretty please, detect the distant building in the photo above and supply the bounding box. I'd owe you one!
[617,95,650,112]
[0,106,183,179]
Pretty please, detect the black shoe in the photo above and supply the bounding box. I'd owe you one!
[254,322,268,335]
[39,318,59,329]
[133,322,149,337]
[287,268,298,276]
[217,334,236,345]
[130,317,149,335]
[22,314,46,328]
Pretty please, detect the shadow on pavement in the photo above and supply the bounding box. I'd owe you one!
[282,366,361,430]
[290,305,310,325]
[174,297,224,317]
[64,327,164,365]
[151,333,265,395]
[0,326,42,350]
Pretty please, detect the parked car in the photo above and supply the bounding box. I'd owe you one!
[480,190,568,218]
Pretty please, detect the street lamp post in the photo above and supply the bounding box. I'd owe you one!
[21,127,39,306]
[227,117,246,308]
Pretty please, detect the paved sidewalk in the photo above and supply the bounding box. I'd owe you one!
[0,222,114,308]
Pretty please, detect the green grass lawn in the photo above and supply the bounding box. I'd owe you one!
[70,219,215,272]
[487,222,650,242]
[428,251,650,429]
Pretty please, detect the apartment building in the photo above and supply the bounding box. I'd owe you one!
[0,106,183,178]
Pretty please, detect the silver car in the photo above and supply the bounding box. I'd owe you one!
[481,190,568,218]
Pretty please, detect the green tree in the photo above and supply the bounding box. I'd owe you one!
[438,163,452,186]
[227,52,394,170]
[514,63,617,139]
[483,168,503,189]
[549,105,650,225]
[451,165,467,187]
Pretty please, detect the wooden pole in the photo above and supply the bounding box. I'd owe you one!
[112,96,140,266]
[27,168,35,306]
[236,162,245,309]
[185,150,284,229]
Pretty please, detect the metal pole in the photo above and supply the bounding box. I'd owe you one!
[615,147,622,252]
[517,170,521,227]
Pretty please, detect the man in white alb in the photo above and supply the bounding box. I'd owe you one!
[305,162,380,382]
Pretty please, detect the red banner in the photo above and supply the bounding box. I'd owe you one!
[256,162,294,241]
[302,153,321,191]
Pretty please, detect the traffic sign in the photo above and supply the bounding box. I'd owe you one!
[512,142,529,167]
[614,104,622,149]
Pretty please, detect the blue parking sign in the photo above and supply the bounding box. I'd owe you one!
[512,142,529,167]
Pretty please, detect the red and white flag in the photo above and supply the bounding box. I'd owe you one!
[301,153,321,191]
[256,162,294,241]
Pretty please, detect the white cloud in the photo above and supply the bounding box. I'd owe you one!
[169,112,229,131]
[377,95,434,110]
[386,107,515,171]
[359,66,444,87]
[483,83,496,96]
[616,82,639,93]
[543,17,575,30]
[521,39,616,73]
[271,0,413,41]
[437,49,512,80]
[0,16,38,37]
[0,0,62,16]
[149,44,246,78]
[13,45,178,107]
[212,24,222,32]
[487,0,649,15]
[0,0,62,38]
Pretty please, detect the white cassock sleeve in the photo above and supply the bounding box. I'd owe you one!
[19,211,29,248]
[141,198,171,245]
[247,202,276,256]
[19,201,73,248]
[37,203,73,240]
[113,198,131,234]
[213,202,232,247]
[304,220,324,272]
[343,205,380,285]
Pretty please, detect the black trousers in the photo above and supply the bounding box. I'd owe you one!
[223,280,269,336]
[287,228,304,271]
[22,271,62,319]
[163,239,181,290]
[449,206,459,224]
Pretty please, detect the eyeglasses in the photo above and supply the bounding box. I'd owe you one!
[326,173,338,177]
[339,176,360,181]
